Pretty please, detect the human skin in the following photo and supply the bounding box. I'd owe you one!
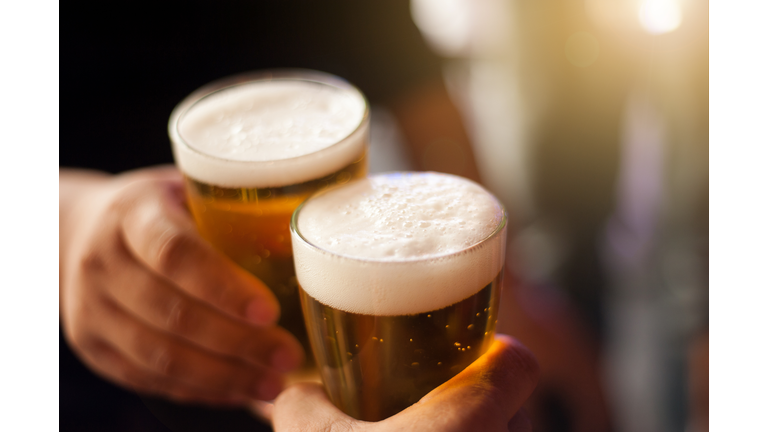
[270,335,539,432]
[59,165,542,432]
[59,82,606,430]
[59,166,305,405]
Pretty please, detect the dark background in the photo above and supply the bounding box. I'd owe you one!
[61,0,440,173]
[61,1,441,430]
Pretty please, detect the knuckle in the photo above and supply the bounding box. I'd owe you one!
[78,248,107,276]
[149,345,180,377]
[164,297,197,336]
[65,305,97,350]
[140,376,171,396]
[153,379,175,397]
[119,366,155,392]
[68,327,91,352]
[154,228,195,276]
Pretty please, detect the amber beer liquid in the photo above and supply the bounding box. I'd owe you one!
[169,71,369,360]
[291,172,507,421]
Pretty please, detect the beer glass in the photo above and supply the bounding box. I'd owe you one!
[168,70,369,364]
[290,172,507,421]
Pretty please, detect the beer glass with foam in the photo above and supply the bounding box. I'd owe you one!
[168,71,369,366]
[290,172,507,421]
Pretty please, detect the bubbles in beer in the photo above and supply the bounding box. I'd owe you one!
[293,172,506,316]
[298,172,502,260]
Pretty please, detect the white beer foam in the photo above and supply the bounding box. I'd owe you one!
[170,79,367,188]
[292,173,506,316]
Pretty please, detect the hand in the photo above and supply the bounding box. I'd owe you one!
[270,335,539,432]
[59,166,304,405]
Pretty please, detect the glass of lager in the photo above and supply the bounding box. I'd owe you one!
[290,172,507,421]
[168,70,369,368]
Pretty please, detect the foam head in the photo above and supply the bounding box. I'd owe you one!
[169,73,368,188]
[291,172,507,316]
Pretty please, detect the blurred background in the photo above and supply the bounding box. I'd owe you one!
[60,1,708,431]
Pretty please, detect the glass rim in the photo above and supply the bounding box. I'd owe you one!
[290,172,508,265]
[168,68,371,167]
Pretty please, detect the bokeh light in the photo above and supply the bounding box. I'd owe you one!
[638,0,683,34]
[410,0,472,56]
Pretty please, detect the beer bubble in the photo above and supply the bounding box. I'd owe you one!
[467,324,474,329]
[454,342,461,347]
[294,172,505,316]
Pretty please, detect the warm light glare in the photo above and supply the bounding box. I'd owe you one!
[638,0,682,35]
[411,0,472,56]
[586,0,638,32]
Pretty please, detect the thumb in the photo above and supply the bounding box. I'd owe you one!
[273,383,360,432]
[389,335,539,431]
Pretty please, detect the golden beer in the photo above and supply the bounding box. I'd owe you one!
[300,272,501,421]
[291,172,507,421]
[169,71,369,358]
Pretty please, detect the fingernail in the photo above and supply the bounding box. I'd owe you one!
[255,376,283,401]
[245,299,278,326]
[271,347,302,373]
